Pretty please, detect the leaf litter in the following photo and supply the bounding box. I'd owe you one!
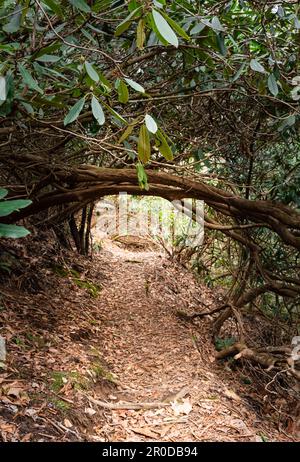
[0,237,295,441]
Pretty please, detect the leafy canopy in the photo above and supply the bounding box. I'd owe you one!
[0,0,299,165]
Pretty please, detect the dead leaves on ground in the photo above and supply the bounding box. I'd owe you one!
[0,239,294,441]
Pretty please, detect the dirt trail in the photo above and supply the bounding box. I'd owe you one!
[0,239,291,442]
[82,242,285,442]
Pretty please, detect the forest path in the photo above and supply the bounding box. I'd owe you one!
[0,239,289,442]
[84,241,278,442]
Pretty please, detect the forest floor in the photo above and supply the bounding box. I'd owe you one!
[0,237,295,442]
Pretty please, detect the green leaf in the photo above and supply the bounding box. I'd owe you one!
[128,0,140,12]
[294,17,300,29]
[0,189,8,200]
[124,78,145,93]
[2,5,22,33]
[138,124,151,163]
[136,18,146,49]
[116,80,129,104]
[64,97,85,125]
[0,199,32,218]
[211,16,225,32]
[20,102,34,114]
[42,0,64,18]
[147,12,169,46]
[216,33,227,56]
[68,0,91,13]
[0,224,30,239]
[91,96,105,125]
[114,20,132,37]
[35,54,61,63]
[85,62,99,82]
[18,65,43,94]
[32,42,61,60]
[250,59,265,73]
[159,10,190,41]
[155,129,173,161]
[98,72,112,91]
[118,124,135,144]
[0,44,20,55]
[232,63,246,82]
[145,114,158,134]
[103,103,127,124]
[190,22,206,35]
[278,115,295,132]
[136,163,149,191]
[115,6,142,37]
[82,28,98,45]
[268,73,278,97]
[152,9,178,47]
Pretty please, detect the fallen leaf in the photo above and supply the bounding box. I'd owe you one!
[171,398,192,416]
[25,408,38,418]
[0,421,17,433]
[159,424,172,438]
[64,418,73,428]
[223,388,241,401]
[21,433,32,442]
[84,407,96,417]
[230,418,252,435]
[7,387,24,399]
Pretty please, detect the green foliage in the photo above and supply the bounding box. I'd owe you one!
[1,0,299,185]
[50,371,66,393]
[64,97,86,126]
[91,361,118,384]
[91,96,105,125]
[50,370,89,393]
[145,114,158,134]
[152,9,179,48]
[215,337,236,352]
[241,376,252,385]
[138,124,151,163]
[0,189,31,239]
[12,336,26,348]
[155,129,174,161]
[124,78,145,94]
[52,264,101,297]
[136,163,149,190]
[85,62,99,83]
[72,277,101,298]
[51,398,71,412]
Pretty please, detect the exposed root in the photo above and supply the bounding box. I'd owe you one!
[216,342,299,377]
[79,386,189,411]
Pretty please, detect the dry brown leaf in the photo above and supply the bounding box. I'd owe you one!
[85,407,96,417]
[223,388,241,402]
[64,418,73,428]
[7,388,21,398]
[171,398,192,416]
[21,433,32,442]
[159,424,172,438]
[0,421,17,433]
